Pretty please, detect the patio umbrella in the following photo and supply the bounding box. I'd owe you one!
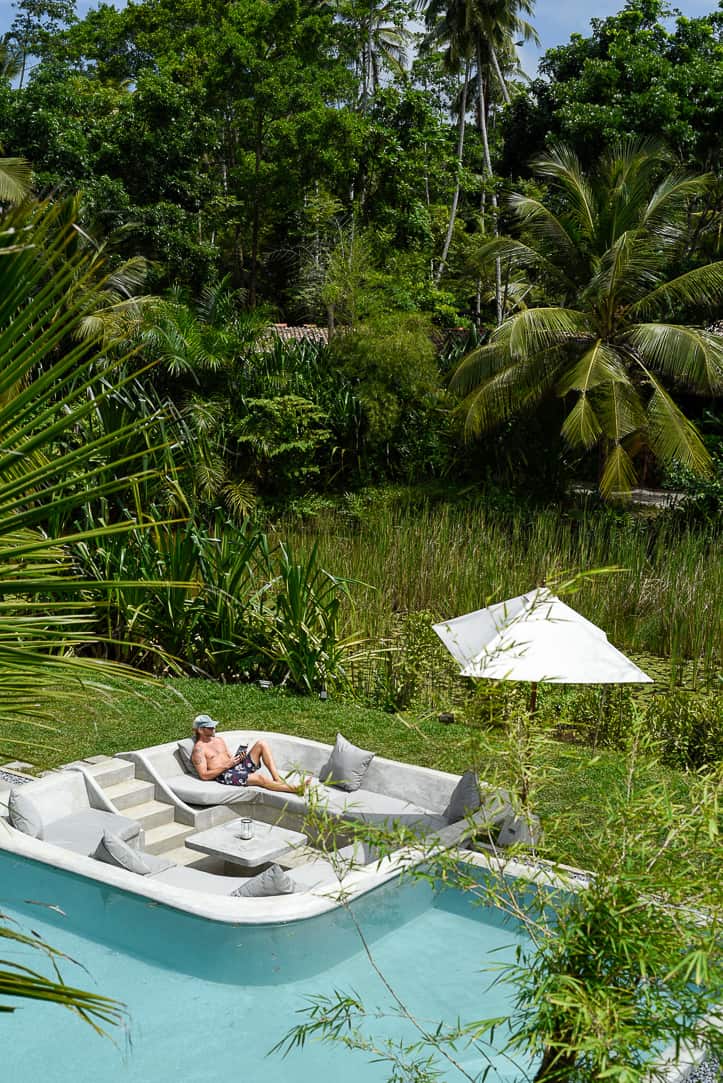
[433,587,652,710]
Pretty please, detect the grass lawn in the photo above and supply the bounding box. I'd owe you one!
[3,677,697,873]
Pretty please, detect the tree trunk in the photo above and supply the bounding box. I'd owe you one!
[476,42,503,325]
[489,44,511,106]
[250,112,263,308]
[434,60,470,287]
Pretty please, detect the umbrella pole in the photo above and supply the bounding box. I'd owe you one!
[529,681,538,714]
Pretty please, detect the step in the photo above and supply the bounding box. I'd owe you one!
[143,821,195,855]
[103,778,155,811]
[128,800,175,832]
[78,758,136,788]
[162,845,219,869]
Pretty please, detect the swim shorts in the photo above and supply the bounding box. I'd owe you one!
[217,750,260,787]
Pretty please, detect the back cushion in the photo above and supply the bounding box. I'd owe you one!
[319,733,374,793]
[93,831,153,874]
[443,770,481,823]
[177,739,197,775]
[8,789,43,839]
[230,864,294,897]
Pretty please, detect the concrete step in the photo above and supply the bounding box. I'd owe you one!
[161,845,220,869]
[104,778,155,810]
[143,821,194,855]
[128,800,175,832]
[78,758,135,788]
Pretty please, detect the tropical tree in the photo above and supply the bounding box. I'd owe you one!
[423,0,537,292]
[335,0,412,110]
[0,194,172,1026]
[452,139,723,496]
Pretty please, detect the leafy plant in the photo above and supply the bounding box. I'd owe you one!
[453,139,723,498]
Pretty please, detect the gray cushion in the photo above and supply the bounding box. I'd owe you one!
[44,810,141,855]
[443,770,481,823]
[8,788,43,839]
[94,831,153,874]
[319,733,374,792]
[177,739,197,776]
[497,813,542,847]
[230,863,295,897]
[167,773,257,807]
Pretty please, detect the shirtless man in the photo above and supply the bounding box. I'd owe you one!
[190,714,308,794]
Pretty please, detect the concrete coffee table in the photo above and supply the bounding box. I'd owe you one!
[185,818,307,871]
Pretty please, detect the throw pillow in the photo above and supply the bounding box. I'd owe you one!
[8,789,43,839]
[319,732,374,793]
[93,831,153,875]
[230,863,295,897]
[177,739,197,775]
[443,770,481,823]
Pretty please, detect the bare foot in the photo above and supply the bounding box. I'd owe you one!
[295,776,312,796]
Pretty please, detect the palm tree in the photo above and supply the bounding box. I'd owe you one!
[336,0,411,110]
[452,140,723,496]
[0,195,171,1026]
[423,0,537,293]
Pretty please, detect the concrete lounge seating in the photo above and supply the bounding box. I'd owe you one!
[120,731,513,838]
[7,768,142,855]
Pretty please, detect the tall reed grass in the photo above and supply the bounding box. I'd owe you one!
[280,502,721,682]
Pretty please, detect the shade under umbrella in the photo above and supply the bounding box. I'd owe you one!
[433,587,652,685]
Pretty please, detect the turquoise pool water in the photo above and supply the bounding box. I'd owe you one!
[1,853,534,1082]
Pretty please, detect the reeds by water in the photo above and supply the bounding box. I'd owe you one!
[281,501,721,683]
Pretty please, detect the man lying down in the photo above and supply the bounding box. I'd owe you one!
[190,714,310,795]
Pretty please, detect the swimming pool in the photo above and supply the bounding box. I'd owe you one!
[1,852,534,1082]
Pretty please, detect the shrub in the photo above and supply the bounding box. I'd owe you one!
[645,689,723,769]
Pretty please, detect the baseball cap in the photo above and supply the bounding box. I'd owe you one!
[193,714,219,730]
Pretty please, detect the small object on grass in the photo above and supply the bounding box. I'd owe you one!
[438,712,455,725]
[258,680,272,690]
[319,689,328,701]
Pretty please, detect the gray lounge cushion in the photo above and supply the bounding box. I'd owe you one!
[319,733,374,792]
[44,810,141,855]
[167,773,257,807]
[230,863,295,897]
[94,831,154,874]
[443,770,481,823]
[8,788,43,839]
[177,739,197,775]
[94,832,175,874]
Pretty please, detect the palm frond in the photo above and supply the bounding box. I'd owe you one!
[0,157,32,204]
[625,324,723,394]
[561,395,603,450]
[507,307,590,360]
[595,380,646,443]
[450,340,516,395]
[556,340,627,396]
[531,144,597,242]
[461,352,558,437]
[600,443,638,499]
[644,371,712,476]
[508,193,581,274]
[628,261,723,320]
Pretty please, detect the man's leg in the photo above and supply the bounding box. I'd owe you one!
[246,772,308,795]
[248,739,285,782]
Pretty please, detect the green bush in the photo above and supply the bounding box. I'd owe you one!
[645,689,723,770]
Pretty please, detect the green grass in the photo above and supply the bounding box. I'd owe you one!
[3,678,696,873]
[280,499,721,678]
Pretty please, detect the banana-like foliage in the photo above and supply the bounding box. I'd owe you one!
[0,196,173,1028]
[453,140,723,497]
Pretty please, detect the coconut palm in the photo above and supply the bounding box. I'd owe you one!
[336,0,412,109]
[452,140,723,496]
[0,195,173,1027]
[423,0,537,290]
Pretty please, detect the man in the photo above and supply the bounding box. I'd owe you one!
[190,714,308,794]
